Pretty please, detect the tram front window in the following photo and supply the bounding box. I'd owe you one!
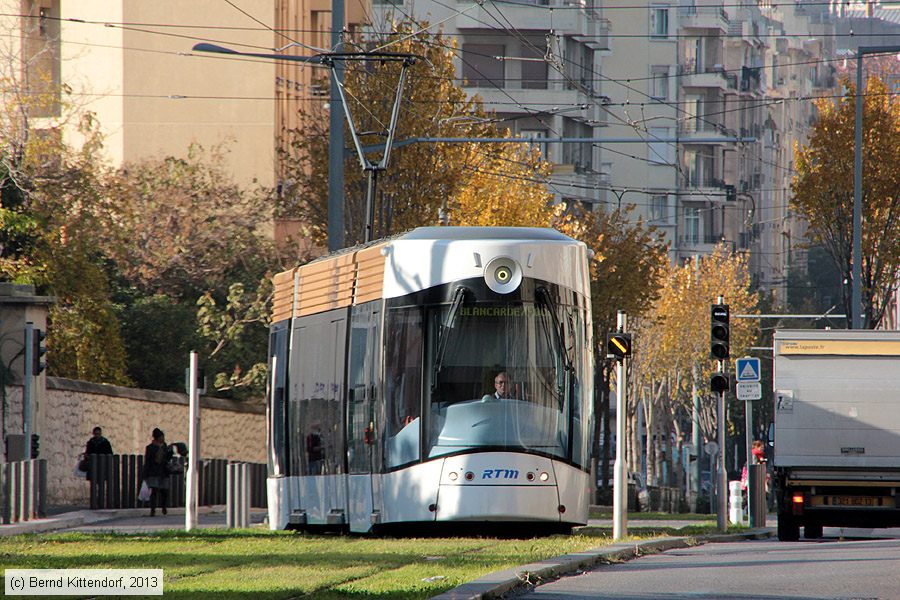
[426,300,572,459]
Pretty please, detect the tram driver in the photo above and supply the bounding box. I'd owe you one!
[482,370,513,401]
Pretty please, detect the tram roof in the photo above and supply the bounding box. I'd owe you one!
[271,227,583,323]
[398,227,574,242]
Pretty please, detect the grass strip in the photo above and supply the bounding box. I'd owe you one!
[0,527,721,599]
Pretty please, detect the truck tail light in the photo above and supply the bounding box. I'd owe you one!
[792,493,805,515]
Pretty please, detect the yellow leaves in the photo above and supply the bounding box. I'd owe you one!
[450,145,555,227]
[792,75,900,327]
[637,245,758,401]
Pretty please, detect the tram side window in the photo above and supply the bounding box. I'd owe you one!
[348,304,381,474]
[268,323,289,477]
[289,313,347,476]
[384,307,423,469]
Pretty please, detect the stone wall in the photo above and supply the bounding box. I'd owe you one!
[36,378,265,506]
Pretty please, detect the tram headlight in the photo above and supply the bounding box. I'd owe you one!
[448,471,459,482]
[539,472,550,482]
[484,256,523,294]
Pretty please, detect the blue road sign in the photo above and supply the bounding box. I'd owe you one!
[735,357,761,382]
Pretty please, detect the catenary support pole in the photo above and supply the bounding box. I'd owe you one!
[613,310,628,540]
[327,0,345,251]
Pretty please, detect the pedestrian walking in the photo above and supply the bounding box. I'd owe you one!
[143,428,173,516]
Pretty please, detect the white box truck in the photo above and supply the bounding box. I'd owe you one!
[773,330,900,540]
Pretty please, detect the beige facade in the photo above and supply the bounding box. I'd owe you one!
[3,1,276,187]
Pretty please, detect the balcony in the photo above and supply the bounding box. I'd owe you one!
[457,0,604,36]
[678,62,729,90]
[678,119,730,144]
[677,6,728,32]
[678,233,724,247]
[573,18,610,51]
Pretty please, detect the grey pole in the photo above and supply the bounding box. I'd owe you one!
[744,361,754,526]
[327,0,345,251]
[851,46,900,329]
[613,310,628,540]
[716,295,727,531]
[853,51,864,329]
[691,364,700,512]
[186,351,200,531]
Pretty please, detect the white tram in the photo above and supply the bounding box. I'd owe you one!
[266,227,593,533]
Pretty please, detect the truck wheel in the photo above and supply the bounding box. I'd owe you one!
[804,521,823,539]
[777,511,800,541]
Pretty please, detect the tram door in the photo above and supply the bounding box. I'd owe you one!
[347,304,382,532]
[291,310,348,525]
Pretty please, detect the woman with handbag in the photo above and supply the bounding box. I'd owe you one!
[143,428,173,516]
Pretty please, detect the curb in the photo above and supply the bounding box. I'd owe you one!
[431,529,773,600]
[0,505,253,536]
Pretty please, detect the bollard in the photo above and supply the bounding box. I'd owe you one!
[748,463,767,527]
[227,463,250,529]
[728,480,744,525]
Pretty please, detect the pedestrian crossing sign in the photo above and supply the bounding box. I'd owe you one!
[735,357,760,382]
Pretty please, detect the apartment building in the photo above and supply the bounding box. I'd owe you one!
[370,0,612,208]
[2,1,277,187]
[603,0,834,299]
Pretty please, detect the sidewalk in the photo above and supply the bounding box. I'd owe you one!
[0,505,267,536]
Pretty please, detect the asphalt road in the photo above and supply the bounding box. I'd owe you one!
[521,529,900,600]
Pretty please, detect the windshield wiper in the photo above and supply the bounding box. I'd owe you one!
[536,287,571,370]
[432,286,469,389]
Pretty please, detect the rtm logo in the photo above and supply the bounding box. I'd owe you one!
[482,469,519,480]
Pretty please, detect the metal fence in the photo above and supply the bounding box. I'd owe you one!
[85,454,266,510]
[1,459,47,524]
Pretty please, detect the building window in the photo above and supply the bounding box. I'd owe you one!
[650,5,670,39]
[650,66,669,101]
[521,39,548,89]
[650,194,668,223]
[684,206,702,244]
[648,127,672,165]
[462,44,505,88]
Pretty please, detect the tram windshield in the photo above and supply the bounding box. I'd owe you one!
[380,287,589,469]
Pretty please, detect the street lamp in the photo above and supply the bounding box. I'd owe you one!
[852,46,900,328]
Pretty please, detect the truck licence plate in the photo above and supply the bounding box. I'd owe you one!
[814,496,895,508]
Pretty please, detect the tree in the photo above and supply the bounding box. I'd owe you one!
[449,145,555,227]
[101,145,280,300]
[3,113,132,384]
[633,246,758,490]
[793,77,900,328]
[96,147,296,397]
[555,206,669,498]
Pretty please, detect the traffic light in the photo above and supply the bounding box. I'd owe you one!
[30,433,39,459]
[724,184,736,202]
[607,332,632,360]
[32,328,47,375]
[710,304,730,360]
[710,372,729,393]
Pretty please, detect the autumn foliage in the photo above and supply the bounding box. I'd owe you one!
[792,77,900,328]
